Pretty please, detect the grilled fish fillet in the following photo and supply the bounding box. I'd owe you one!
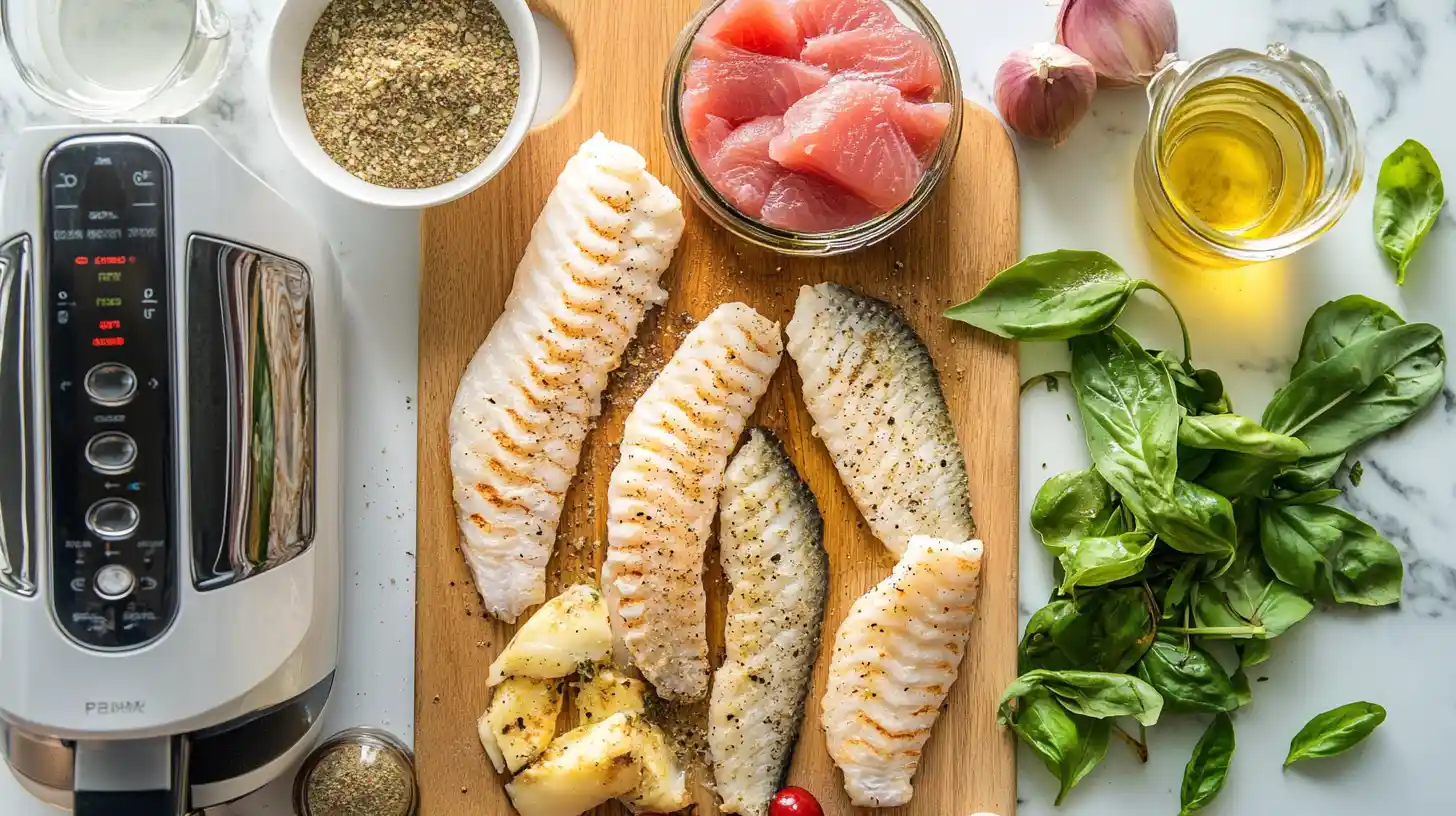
[710,429,828,816]
[822,535,984,807]
[450,134,685,622]
[785,282,974,555]
[604,303,783,700]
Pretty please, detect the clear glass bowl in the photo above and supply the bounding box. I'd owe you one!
[2,0,231,121]
[662,0,963,257]
[293,726,418,816]
[1135,44,1363,266]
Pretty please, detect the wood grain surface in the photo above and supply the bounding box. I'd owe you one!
[416,1,1021,813]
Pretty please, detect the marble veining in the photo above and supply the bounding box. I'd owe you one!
[0,0,1452,814]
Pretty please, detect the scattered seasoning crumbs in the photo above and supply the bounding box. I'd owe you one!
[303,744,413,816]
[301,0,520,189]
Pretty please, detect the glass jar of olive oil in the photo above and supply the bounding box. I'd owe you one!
[1136,44,1363,266]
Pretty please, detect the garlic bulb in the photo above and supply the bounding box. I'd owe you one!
[1056,0,1178,87]
[994,43,1097,146]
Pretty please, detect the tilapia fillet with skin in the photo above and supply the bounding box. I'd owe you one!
[604,303,783,700]
[785,282,974,556]
[710,429,828,816]
[823,535,984,808]
[449,133,685,622]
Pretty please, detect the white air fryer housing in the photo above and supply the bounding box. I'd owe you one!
[0,125,341,813]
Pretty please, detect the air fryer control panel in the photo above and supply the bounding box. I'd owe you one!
[44,136,176,650]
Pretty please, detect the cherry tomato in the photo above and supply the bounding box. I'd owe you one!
[770,786,824,816]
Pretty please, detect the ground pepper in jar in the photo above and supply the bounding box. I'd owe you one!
[295,728,418,816]
[300,0,520,189]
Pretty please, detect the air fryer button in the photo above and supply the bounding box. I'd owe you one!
[86,499,139,540]
[86,432,138,474]
[84,363,137,406]
[94,564,136,601]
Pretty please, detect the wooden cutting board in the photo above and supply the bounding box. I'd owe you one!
[416,2,1021,813]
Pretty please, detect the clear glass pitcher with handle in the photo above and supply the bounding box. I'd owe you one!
[2,0,230,121]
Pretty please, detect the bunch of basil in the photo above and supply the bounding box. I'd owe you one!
[949,250,1447,810]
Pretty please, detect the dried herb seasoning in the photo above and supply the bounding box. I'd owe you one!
[301,0,521,189]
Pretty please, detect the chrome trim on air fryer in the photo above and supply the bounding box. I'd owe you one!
[0,235,35,596]
[188,236,315,588]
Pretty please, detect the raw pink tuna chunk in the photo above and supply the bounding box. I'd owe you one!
[704,116,787,218]
[681,51,830,126]
[899,100,952,161]
[791,0,899,38]
[699,0,804,59]
[769,80,924,210]
[801,25,943,95]
[760,172,882,232]
[688,113,736,167]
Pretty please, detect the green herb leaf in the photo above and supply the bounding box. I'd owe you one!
[1179,414,1311,462]
[1007,690,1112,805]
[1258,503,1404,606]
[1350,461,1364,486]
[1020,588,1158,674]
[1198,453,1281,500]
[1262,322,1446,458]
[1070,330,1236,556]
[1000,669,1165,726]
[945,250,1142,340]
[1285,702,1387,768]
[1192,552,1314,640]
[1059,533,1157,592]
[1180,713,1235,815]
[1276,452,1347,492]
[1230,667,1253,708]
[1374,139,1445,284]
[1238,639,1271,668]
[1135,633,1240,714]
[1292,295,1408,378]
[1269,488,1343,506]
[1031,468,1126,552]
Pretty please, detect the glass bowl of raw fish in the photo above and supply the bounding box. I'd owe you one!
[663,0,962,257]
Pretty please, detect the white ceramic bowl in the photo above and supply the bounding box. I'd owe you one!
[266,0,541,209]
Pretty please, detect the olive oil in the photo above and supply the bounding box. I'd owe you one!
[1157,76,1324,238]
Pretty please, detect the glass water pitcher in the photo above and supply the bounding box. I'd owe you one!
[2,0,231,120]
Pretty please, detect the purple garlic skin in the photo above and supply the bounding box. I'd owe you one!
[1056,0,1179,87]
[995,43,1098,146]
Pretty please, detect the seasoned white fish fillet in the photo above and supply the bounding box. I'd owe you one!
[822,535,984,808]
[710,429,828,816]
[450,134,685,622]
[786,283,974,556]
[604,303,783,700]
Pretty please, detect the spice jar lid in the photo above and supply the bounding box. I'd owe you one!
[293,726,418,816]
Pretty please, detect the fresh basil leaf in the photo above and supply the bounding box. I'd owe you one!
[1000,669,1164,726]
[1031,468,1125,551]
[1020,588,1157,674]
[1181,712,1236,815]
[1259,503,1404,606]
[1276,452,1346,492]
[1293,295,1407,378]
[1237,639,1271,668]
[1230,667,1253,708]
[1178,446,1216,481]
[1136,633,1240,714]
[1350,460,1365,486]
[1262,322,1446,458]
[1374,139,1445,284]
[1156,352,1230,416]
[1008,690,1112,805]
[1071,327,1180,497]
[1179,414,1311,462]
[1059,533,1157,592]
[1144,479,1238,556]
[1195,368,1232,414]
[1162,558,1202,617]
[1198,453,1280,500]
[1269,488,1343,506]
[1285,701,1387,768]
[1193,553,1313,640]
[946,250,1142,340]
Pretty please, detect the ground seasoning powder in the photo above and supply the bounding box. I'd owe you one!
[303,742,414,816]
[301,0,520,189]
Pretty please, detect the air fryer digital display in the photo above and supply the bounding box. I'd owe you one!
[44,136,177,650]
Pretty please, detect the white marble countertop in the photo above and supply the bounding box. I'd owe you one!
[3,0,1454,814]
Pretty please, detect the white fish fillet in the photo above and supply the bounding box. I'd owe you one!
[710,429,828,816]
[822,535,984,808]
[786,282,974,555]
[449,134,685,622]
[604,303,783,700]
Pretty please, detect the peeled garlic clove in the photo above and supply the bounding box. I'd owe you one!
[1056,0,1178,87]
[994,43,1097,147]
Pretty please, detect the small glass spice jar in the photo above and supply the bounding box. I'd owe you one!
[1135,44,1363,266]
[294,727,418,816]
